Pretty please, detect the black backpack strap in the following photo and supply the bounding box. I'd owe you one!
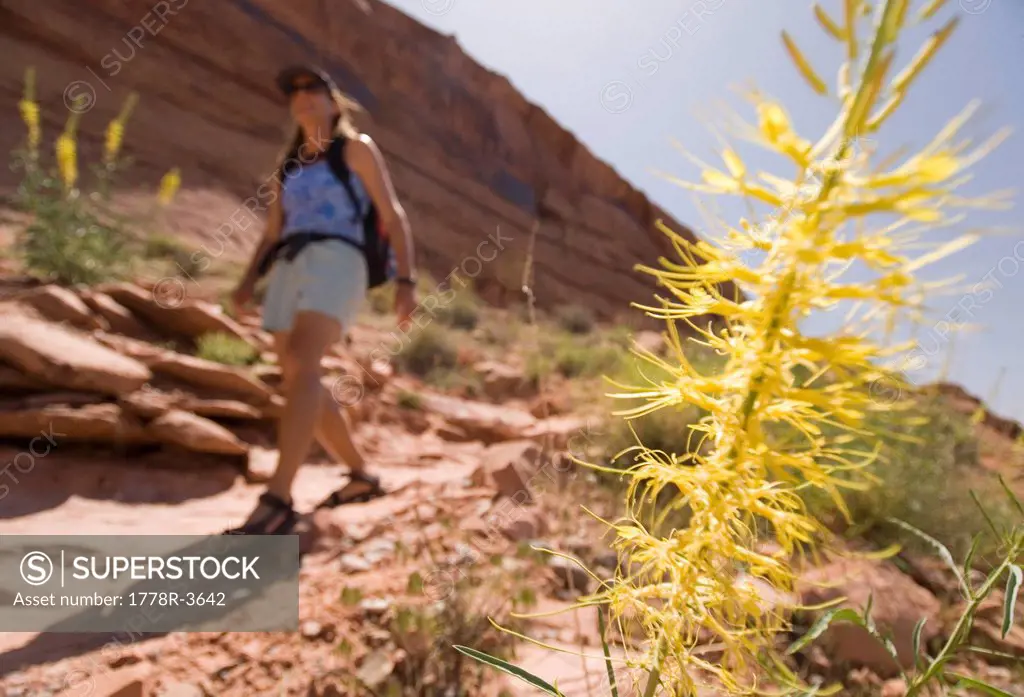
[326,136,363,225]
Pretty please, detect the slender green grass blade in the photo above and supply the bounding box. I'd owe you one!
[911,617,927,670]
[453,645,566,696]
[887,517,969,597]
[947,672,1014,696]
[1002,564,1022,639]
[597,607,620,697]
[963,534,982,593]
[998,473,1024,518]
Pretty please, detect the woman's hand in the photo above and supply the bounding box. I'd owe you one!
[394,283,417,329]
[230,277,256,318]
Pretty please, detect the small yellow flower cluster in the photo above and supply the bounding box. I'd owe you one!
[103,92,139,165]
[55,117,82,192]
[14,69,181,207]
[158,168,182,207]
[593,1,1009,693]
[18,67,41,158]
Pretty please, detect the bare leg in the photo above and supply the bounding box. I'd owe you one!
[272,333,368,475]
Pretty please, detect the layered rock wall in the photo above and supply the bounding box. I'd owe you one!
[0,0,737,321]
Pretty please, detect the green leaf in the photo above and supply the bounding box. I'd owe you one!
[963,535,982,587]
[911,617,927,668]
[946,672,1014,696]
[964,644,1024,662]
[887,517,969,597]
[970,490,1004,539]
[862,592,877,634]
[597,607,620,697]
[787,608,865,655]
[998,473,1024,518]
[1003,565,1022,638]
[453,645,567,696]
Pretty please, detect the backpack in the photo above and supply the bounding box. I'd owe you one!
[322,135,394,289]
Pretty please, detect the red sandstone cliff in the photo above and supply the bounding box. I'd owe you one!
[0,0,736,321]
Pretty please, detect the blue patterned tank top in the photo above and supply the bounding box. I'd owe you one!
[280,160,371,244]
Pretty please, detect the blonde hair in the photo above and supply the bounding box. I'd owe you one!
[274,89,361,180]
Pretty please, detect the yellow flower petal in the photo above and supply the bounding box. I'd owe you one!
[722,149,746,179]
[814,4,846,41]
[782,31,829,96]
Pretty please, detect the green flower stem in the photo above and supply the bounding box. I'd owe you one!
[905,536,1023,696]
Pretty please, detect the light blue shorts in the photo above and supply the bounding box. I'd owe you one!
[261,238,368,333]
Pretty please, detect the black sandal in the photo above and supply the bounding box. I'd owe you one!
[315,471,386,510]
[223,492,299,535]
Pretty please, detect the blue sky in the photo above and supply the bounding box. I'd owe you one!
[383,0,1024,420]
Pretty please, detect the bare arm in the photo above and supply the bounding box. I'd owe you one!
[238,177,284,289]
[347,134,415,278]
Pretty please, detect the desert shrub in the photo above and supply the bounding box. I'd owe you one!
[376,568,526,697]
[195,332,258,366]
[144,232,205,280]
[803,394,1016,562]
[366,283,394,315]
[142,233,184,259]
[435,290,480,330]
[477,313,522,347]
[395,324,459,377]
[527,332,624,382]
[10,68,180,286]
[554,303,595,335]
[426,369,483,398]
[397,389,423,410]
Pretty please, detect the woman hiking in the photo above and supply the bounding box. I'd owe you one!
[225,65,417,535]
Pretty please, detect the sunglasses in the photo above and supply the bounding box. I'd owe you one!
[284,80,328,96]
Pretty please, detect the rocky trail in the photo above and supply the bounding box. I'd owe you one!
[0,275,622,696]
[0,275,1021,696]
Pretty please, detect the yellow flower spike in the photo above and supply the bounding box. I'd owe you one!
[103,92,139,165]
[55,105,84,192]
[18,66,41,157]
[588,3,1006,684]
[55,133,77,191]
[890,17,959,95]
[814,4,846,41]
[157,168,182,206]
[782,31,828,96]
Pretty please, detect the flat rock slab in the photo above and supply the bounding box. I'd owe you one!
[0,315,151,396]
[149,353,274,405]
[97,282,252,345]
[19,284,106,331]
[81,289,162,340]
[146,409,249,456]
[0,403,152,444]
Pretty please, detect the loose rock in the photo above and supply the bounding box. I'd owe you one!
[799,556,941,676]
[471,439,541,503]
[422,393,536,443]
